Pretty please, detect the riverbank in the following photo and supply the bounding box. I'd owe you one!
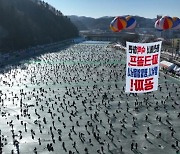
[0,38,79,71]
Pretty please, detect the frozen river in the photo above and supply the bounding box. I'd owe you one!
[0,41,180,154]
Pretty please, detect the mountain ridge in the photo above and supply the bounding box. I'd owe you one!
[68,15,156,31]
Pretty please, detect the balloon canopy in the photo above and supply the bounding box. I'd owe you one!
[125,16,136,30]
[111,15,180,32]
[172,17,180,30]
[159,16,173,30]
[110,16,127,32]
[155,16,180,31]
[154,19,163,31]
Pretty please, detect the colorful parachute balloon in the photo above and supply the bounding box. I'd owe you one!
[110,17,120,32]
[125,16,136,30]
[172,17,180,30]
[159,16,173,30]
[110,16,127,32]
[154,19,163,31]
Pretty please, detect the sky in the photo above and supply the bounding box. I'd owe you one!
[43,0,180,19]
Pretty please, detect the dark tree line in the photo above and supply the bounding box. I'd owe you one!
[0,0,79,52]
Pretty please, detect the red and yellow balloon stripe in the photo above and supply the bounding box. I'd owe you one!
[155,16,180,31]
[110,16,136,32]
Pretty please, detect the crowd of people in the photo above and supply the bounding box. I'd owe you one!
[0,42,179,154]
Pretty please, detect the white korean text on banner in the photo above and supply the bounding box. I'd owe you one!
[125,41,162,93]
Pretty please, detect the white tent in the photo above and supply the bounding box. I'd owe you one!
[173,65,180,75]
[160,60,175,71]
[113,44,126,50]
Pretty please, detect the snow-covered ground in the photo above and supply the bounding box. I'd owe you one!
[0,42,179,154]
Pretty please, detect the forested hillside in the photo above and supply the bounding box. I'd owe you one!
[0,0,79,51]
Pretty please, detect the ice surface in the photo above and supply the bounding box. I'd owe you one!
[0,41,179,154]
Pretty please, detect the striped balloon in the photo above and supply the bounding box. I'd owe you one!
[125,16,136,30]
[110,17,120,32]
[110,16,127,32]
[159,16,173,30]
[154,19,163,31]
[172,17,180,30]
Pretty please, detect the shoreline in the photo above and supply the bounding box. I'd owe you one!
[0,39,76,71]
